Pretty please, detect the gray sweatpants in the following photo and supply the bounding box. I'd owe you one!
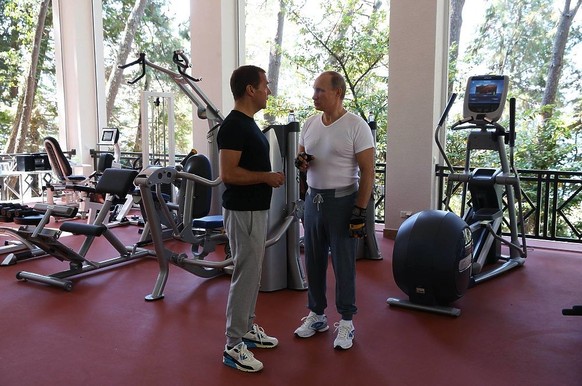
[224,209,268,348]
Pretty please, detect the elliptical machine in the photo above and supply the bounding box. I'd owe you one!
[387,75,527,316]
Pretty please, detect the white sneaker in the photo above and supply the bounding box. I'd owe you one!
[223,342,263,372]
[294,311,329,338]
[243,324,279,348]
[333,320,355,350]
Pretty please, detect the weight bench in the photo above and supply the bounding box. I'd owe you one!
[15,168,153,291]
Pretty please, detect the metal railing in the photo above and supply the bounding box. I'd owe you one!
[89,150,582,244]
[434,166,582,243]
[89,149,186,170]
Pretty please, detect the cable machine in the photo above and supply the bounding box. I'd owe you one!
[120,51,223,214]
[120,51,308,292]
[140,91,175,168]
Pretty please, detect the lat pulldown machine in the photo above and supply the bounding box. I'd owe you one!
[120,51,308,293]
[119,51,224,213]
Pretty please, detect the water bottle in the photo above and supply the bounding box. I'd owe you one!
[288,110,296,123]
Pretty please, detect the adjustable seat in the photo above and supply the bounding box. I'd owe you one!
[43,136,101,220]
[180,154,225,258]
[43,136,89,186]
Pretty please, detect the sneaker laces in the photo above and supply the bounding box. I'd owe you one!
[250,324,266,343]
[301,313,320,327]
[236,343,255,361]
[334,322,352,339]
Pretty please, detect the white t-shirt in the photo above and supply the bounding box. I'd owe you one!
[299,111,375,190]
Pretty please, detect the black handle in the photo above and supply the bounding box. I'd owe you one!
[509,97,516,147]
[118,53,146,85]
[173,50,201,82]
[438,93,457,127]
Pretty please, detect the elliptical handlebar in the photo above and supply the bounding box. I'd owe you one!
[435,93,458,174]
[438,93,458,127]
[449,97,517,148]
[435,92,516,175]
[509,97,516,148]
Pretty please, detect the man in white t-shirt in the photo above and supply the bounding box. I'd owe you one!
[293,71,375,350]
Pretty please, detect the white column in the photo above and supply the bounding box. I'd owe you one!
[189,0,244,155]
[53,0,105,169]
[384,0,449,238]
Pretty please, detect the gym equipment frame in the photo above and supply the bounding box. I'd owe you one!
[15,168,154,291]
[387,75,527,316]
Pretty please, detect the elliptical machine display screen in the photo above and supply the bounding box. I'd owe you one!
[463,75,509,123]
[99,127,119,145]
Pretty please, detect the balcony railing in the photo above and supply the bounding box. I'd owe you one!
[90,151,582,243]
[433,166,582,243]
[371,163,582,243]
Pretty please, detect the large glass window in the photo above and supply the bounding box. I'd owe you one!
[101,0,192,160]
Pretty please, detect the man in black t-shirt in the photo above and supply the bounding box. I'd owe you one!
[217,65,285,373]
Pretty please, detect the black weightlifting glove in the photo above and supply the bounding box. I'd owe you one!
[294,152,314,169]
[349,205,367,238]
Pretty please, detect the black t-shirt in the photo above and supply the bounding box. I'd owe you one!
[217,110,273,211]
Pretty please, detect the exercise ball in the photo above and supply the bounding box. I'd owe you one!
[392,210,473,306]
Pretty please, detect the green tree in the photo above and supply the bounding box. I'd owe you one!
[3,0,52,154]
[264,0,287,125]
[0,0,28,105]
[449,0,582,171]
[280,0,388,156]
[534,0,582,171]
[102,0,191,154]
[104,0,147,123]
[448,0,466,96]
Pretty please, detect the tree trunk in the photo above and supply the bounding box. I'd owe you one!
[535,0,581,169]
[4,0,51,154]
[26,6,53,153]
[540,0,581,119]
[105,0,147,123]
[448,0,465,96]
[264,0,286,124]
[8,17,20,99]
[5,96,24,153]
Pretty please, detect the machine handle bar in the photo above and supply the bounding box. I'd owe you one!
[135,166,222,188]
[434,93,458,173]
[119,51,204,85]
[176,170,222,187]
[173,50,202,82]
[438,93,457,127]
[509,97,516,148]
[118,53,146,85]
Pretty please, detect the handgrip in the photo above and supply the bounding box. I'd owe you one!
[509,97,516,147]
[438,93,457,127]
